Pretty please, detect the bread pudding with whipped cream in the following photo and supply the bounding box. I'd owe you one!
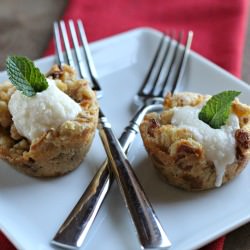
[139,92,250,191]
[0,59,98,177]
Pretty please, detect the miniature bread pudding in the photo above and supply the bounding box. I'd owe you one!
[0,56,98,177]
[139,92,250,191]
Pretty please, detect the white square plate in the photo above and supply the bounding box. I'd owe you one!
[0,28,250,250]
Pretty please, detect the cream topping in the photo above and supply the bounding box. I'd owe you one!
[8,79,81,141]
[171,105,240,187]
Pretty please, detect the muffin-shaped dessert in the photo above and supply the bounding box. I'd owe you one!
[0,59,98,177]
[140,92,250,191]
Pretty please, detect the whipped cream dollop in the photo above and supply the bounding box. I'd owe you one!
[171,106,240,187]
[8,79,81,141]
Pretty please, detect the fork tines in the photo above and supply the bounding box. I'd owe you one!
[53,20,102,94]
[139,31,193,99]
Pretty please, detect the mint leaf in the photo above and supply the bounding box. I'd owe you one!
[198,90,241,129]
[6,56,48,97]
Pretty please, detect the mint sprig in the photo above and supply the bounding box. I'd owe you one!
[198,90,240,129]
[6,56,48,97]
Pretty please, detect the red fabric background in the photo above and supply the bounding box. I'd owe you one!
[1,0,248,249]
[45,0,248,77]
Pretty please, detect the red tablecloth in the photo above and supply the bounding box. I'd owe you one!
[1,0,248,249]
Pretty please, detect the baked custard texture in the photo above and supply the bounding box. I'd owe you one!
[0,64,99,177]
[139,92,250,191]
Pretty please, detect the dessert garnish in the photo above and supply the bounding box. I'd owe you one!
[6,55,48,97]
[6,56,82,141]
[198,90,241,129]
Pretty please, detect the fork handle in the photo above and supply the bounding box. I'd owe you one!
[51,103,165,249]
[119,102,162,152]
[98,110,170,249]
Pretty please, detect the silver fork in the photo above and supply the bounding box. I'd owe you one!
[52,21,193,250]
[51,20,174,249]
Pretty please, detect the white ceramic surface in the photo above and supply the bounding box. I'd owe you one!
[0,28,250,250]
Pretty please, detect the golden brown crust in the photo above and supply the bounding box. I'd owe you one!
[0,64,99,177]
[139,92,250,191]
